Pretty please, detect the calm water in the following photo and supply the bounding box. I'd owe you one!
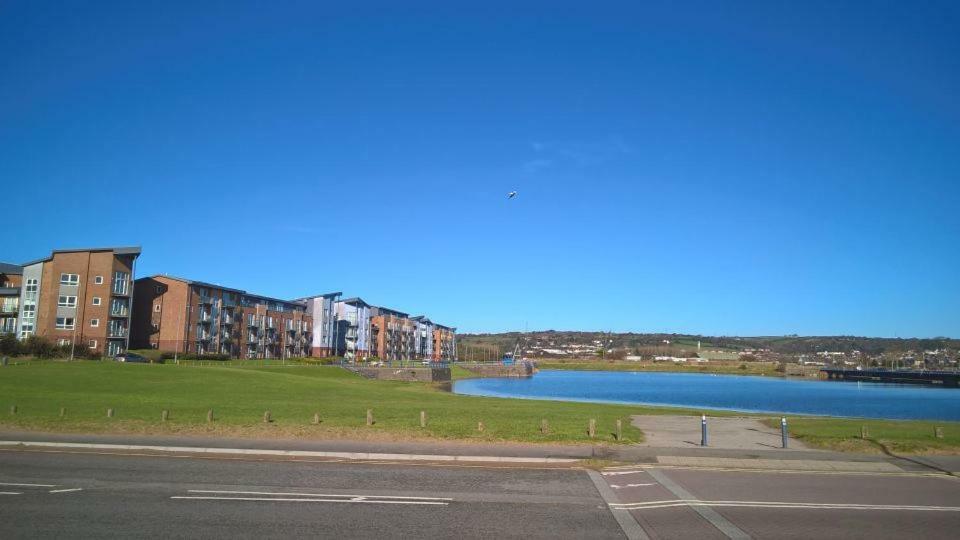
[453,370,960,421]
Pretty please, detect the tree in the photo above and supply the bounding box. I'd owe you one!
[0,333,19,356]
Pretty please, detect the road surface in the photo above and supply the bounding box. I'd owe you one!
[1,448,959,538]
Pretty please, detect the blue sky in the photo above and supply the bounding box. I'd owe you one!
[2,1,958,337]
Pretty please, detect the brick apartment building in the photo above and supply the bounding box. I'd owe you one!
[370,306,417,362]
[433,324,457,361]
[0,247,140,356]
[130,275,312,359]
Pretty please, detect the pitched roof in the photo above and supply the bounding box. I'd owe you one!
[0,262,22,275]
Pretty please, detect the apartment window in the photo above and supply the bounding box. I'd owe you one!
[25,278,38,300]
[57,338,71,347]
[154,304,161,312]
[19,323,34,338]
[110,298,129,316]
[60,273,80,286]
[88,340,97,349]
[155,285,163,293]
[94,276,104,285]
[92,297,102,306]
[55,317,75,329]
[22,304,36,320]
[90,319,99,328]
[58,295,78,308]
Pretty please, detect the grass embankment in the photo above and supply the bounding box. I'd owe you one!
[763,417,960,455]
[0,362,655,444]
[539,360,780,377]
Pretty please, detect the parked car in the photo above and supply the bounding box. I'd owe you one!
[114,352,148,363]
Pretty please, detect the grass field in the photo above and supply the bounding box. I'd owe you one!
[1,361,956,453]
[762,417,960,455]
[0,361,663,444]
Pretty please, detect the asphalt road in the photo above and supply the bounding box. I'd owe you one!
[1,448,959,539]
[600,464,960,539]
[0,450,620,539]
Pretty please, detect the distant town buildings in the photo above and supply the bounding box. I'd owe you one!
[1,246,457,362]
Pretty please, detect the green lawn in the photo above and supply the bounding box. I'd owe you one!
[0,361,661,444]
[763,417,960,454]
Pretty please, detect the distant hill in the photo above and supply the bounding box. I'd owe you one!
[458,331,960,357]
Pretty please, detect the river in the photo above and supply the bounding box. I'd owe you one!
[452,370,960,421]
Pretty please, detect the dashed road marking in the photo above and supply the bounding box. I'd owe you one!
[610,499,960,512]
[173,489,452,506]
[187,489,452,501]
[49,488,83,494]
[172,496,448,505]
[0,482,57,487]
[610,483,657,489]
[0,491,22,495]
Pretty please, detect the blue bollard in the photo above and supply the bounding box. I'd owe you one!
[701,414,707,446]
[781,417,788,448]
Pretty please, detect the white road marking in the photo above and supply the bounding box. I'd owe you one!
[0,482,57,487]
[172,496,448,505]
[610,483,657,489]
[187,489,452,501]
[610,499,960,512]
[49,488,83,493]
[603,470,647,476]
[0,491,22,495]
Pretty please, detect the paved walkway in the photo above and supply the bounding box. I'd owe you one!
[631,415,812,450]
[655,455,903,472]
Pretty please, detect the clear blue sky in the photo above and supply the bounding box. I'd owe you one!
[2,1,958,337]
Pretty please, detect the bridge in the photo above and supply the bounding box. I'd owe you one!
[820,368,960,388]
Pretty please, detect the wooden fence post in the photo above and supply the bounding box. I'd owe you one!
[478,421,485,432]
[540,418,549,435]
[420,410,427,428]
[207,409,214,423]
[9,405,16,415]
[616,419,622,441]
[107,408,114,418]
[935,426,944,439]
[366,409,374,426]
[588,418,596,438]
[161,410,169,422]
[263,410,271,423]
[312,412,321,425]
[860,425,869,439]
[59,407,66,418]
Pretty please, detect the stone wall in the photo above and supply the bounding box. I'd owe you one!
[351,366,451,382]
[460,362,535,378]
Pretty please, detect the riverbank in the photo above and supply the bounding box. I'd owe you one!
[537,359,782,377]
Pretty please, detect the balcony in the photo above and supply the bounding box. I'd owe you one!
[112,281,131,296]
[107,328,128,338]
[198,313,212,323]
[110,307,129,317]
[0,304,18,314]
[199,296,214,305]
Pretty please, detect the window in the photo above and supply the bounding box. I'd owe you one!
[92,297,102,306]
[90,319,99,328]
[21,304,36,320]
[60,273,80,286]
[58,295,78,307]
[110,298,128,316]
[88,340,97,349]
[155,285,163,293]
[57,338,71,347]
[94,275,104,285]
[55,317,75,329]
[19,323,34,338]
[112,271,129,295]
[154,304,161,312]
[25,278,38,300]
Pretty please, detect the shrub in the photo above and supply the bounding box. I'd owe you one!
[0,332,20,356]
[182,353,231,361]
[23,335,58,358]
[160,352,175,360]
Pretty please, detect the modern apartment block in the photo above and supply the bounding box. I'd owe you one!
[411,316,434,360]
[130,275,312,359]
[293,292,342,357]
[0,247,140,356]
[333,297,372,360]
[433,323,457,361]
[0,262,23,335]
[369,306,417,362]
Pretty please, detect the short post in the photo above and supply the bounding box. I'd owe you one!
[366,409,373,426]
[616,419,622,441]
[540,418,549,435]
[206,409,214,423]
[161,409,169,422]
[780,417,788,449]
[1,356,7,366]
[312,412,321,425]
[263,410,271,423]
[59,407,66,418]
[860,425,868,439]
[935,426,944,439]
[420,410,427,428]
[700,415,708,446]
[478,421,485,432]
[107,408,114,418]
[588,418,596,438]
[9,404,16,415]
